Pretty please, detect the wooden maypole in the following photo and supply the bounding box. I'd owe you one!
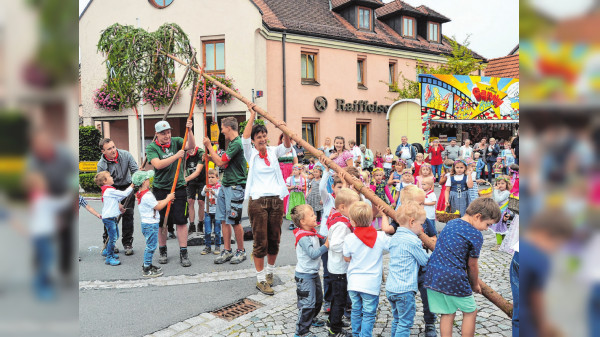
[166,54,513,318]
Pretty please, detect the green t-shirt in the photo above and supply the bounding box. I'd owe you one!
[221,136,247,187]
[146,137,186,190]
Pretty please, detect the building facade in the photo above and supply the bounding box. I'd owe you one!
[80,0,480,162]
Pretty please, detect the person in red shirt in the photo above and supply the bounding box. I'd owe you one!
[427,139,444,182]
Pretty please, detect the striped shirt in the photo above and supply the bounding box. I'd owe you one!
[386,227,430,294]
[79,195,88,208]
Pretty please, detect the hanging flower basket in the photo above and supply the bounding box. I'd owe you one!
[195,75,239,105]
[93,83,126,111]
[142,83,180,111]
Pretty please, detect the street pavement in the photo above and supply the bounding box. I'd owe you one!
[79,195,514,337]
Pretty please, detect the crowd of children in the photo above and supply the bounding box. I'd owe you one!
[284,144,519,336]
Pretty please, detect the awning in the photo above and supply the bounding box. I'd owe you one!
[431,119,519,124]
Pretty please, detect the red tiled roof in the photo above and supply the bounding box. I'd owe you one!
[251,0,483,59]
[484,54,519,78]
[375,1,421,19]
[416,5,450,23]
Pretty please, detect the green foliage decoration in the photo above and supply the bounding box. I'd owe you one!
[388,37,484,100]
[239,118,266,135]
[96,23,195,110]
[79,126,102,162]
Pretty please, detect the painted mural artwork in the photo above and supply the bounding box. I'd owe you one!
[419,74,519,149]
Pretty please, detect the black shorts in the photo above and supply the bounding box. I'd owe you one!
[186,182,205,201]
[153,186,188,226]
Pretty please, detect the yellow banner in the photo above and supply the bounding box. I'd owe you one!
[79,161,98,172]
[210,123,220,142]
[0,157,26,173]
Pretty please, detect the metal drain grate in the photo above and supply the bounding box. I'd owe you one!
[211,298,263,321]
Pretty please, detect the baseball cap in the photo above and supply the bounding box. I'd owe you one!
[132,170,155,186]
[155,121,172,133]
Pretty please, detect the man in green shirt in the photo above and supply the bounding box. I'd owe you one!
[203,116,248,265]
[146,119,195,267]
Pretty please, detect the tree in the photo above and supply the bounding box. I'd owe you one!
[388,37,484,100]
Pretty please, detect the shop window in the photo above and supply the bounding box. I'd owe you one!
[301,52,318,84]
[357,58,366,88]
[356,121,369,148]
[203,40,225,76]
[358,7,372,30]
[428,22,440,42]
[302,120,318,147]
[402,17,415,38]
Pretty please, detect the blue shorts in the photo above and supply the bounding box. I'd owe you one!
[216,185,245,225]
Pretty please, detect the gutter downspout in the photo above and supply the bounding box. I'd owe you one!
[282,31,287,122]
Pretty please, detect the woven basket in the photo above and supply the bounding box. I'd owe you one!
[508,194,519,213]
[436,209,460,223]
[478,183,493,198]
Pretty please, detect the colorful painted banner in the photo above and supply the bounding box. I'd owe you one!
[419,74,519,149]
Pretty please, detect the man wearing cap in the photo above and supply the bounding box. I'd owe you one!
[97,138,139,256]
[145,119,195,267]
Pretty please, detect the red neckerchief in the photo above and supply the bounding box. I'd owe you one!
[326,210,353,232]
[426,189,435,197]
[207,183,221,190]
[155,139,171,152]
[186,147,198,160]
[104,151,119,164]
[353,226,377,248]
[293,228,324,248]
[101,185,116,202]
[258,150,270,166]
[136,189,150,205]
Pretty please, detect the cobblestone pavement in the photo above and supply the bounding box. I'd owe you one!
[140,231,513,337]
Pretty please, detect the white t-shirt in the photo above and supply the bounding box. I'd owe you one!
[383,154,393,169]
[328,222,352,274]
[139,192,159,224]
[424,190,437,219]
[460,145,473,159]
[400,146,411,160]
[343,232,390,295]
[445,174,465,187]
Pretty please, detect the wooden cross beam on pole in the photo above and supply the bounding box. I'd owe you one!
[165,53,513,318]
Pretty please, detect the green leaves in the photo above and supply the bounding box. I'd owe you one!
[96,23,195,109]
[79,126,102,162]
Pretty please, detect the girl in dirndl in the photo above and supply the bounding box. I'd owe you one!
[436,159,454,212]
[285,164,307,220]
[489,175,512,244]
[443,159,473,216]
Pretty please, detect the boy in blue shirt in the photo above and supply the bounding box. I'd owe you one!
[474,152,485,180]
[385,201,430,337]
[423,198,501,337]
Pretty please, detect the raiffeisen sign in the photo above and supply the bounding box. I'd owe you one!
[314,97,390,113]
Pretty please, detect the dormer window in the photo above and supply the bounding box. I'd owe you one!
[402,16,415,38]
[428,22,440,42]
[358,7,372,30]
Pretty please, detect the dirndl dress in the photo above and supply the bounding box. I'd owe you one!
[286,176,306,220]
[448,175,469,216]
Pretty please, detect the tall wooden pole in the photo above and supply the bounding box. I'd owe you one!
[162,75,203,229]
[166,54,513,318]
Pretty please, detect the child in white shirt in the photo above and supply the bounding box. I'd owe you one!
[343,202,390,337]
[95,171,134,266]
[326,188,360,335]
[200,169,222,255]
[132,170,174,277]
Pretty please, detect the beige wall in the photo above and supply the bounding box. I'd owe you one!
[387,100,423,155]
[265,36,444,155]
[79,0,265,160]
